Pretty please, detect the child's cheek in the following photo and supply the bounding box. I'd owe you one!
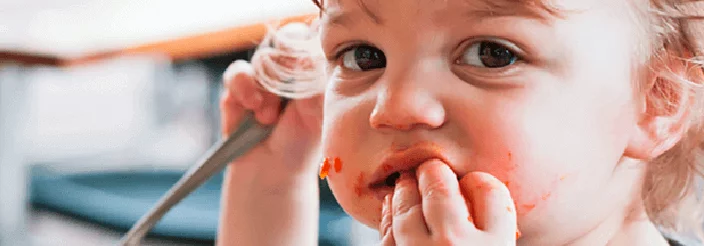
[321,157,378,224]
[508,173,569,217]
[474,151,567,217]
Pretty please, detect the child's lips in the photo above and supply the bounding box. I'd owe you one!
[367,141,450,201]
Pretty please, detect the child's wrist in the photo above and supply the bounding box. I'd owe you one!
[227,159,318,193]
[254,168,319,194]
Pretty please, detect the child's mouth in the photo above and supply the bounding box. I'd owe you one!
[369,171,405,201]
[384,172,401,187]
[366,141,450,201]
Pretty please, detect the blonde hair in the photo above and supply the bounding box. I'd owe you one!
[635,0,704,242]
[258,0,704,241]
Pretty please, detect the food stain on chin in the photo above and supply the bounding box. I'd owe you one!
[354,172,365,197]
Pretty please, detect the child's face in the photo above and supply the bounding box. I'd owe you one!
[320,0,647,242]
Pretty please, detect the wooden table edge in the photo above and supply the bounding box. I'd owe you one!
[0,14,317,67]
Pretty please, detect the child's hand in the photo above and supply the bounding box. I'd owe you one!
[217,24,323,246]
[220,58,323,185]
[379,160,518,246]
[218,60,323,246]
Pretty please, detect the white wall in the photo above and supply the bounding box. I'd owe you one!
[20,56,213,171]
[0,0,318,57]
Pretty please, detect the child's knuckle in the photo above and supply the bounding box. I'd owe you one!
[394,202,421,218]
[422,180,453,199]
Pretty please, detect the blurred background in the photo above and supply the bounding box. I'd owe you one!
[0,0,378,245]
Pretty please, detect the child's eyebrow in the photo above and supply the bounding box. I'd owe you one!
[466,0,558,21]
[322,0,557,28]
[323,8,382,27]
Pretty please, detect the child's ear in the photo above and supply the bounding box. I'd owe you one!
[624,51,700,161]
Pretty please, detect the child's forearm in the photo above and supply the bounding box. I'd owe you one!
[217,163,319,246]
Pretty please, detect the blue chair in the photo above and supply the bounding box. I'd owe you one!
[30,167,352,245]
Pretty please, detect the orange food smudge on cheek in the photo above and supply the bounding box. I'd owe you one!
[334,157,342,173]
[541,192,551,201]
[319,158,331,179]
[521,204,536,213]
[516,229,522,239]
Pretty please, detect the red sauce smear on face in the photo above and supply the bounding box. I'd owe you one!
[334,157,342,173]
[382,163,393,172]
[319,158,331,179]
[354,172,365,197]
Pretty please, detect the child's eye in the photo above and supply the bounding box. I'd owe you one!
[460,41,518,68]
[339,45,387,71]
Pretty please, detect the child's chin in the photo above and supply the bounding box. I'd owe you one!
[338,201,383,230]
[356,216,381,230]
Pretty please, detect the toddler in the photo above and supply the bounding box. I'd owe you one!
[217,0,704,245]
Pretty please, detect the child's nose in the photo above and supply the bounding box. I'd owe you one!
[368,82,446,131]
